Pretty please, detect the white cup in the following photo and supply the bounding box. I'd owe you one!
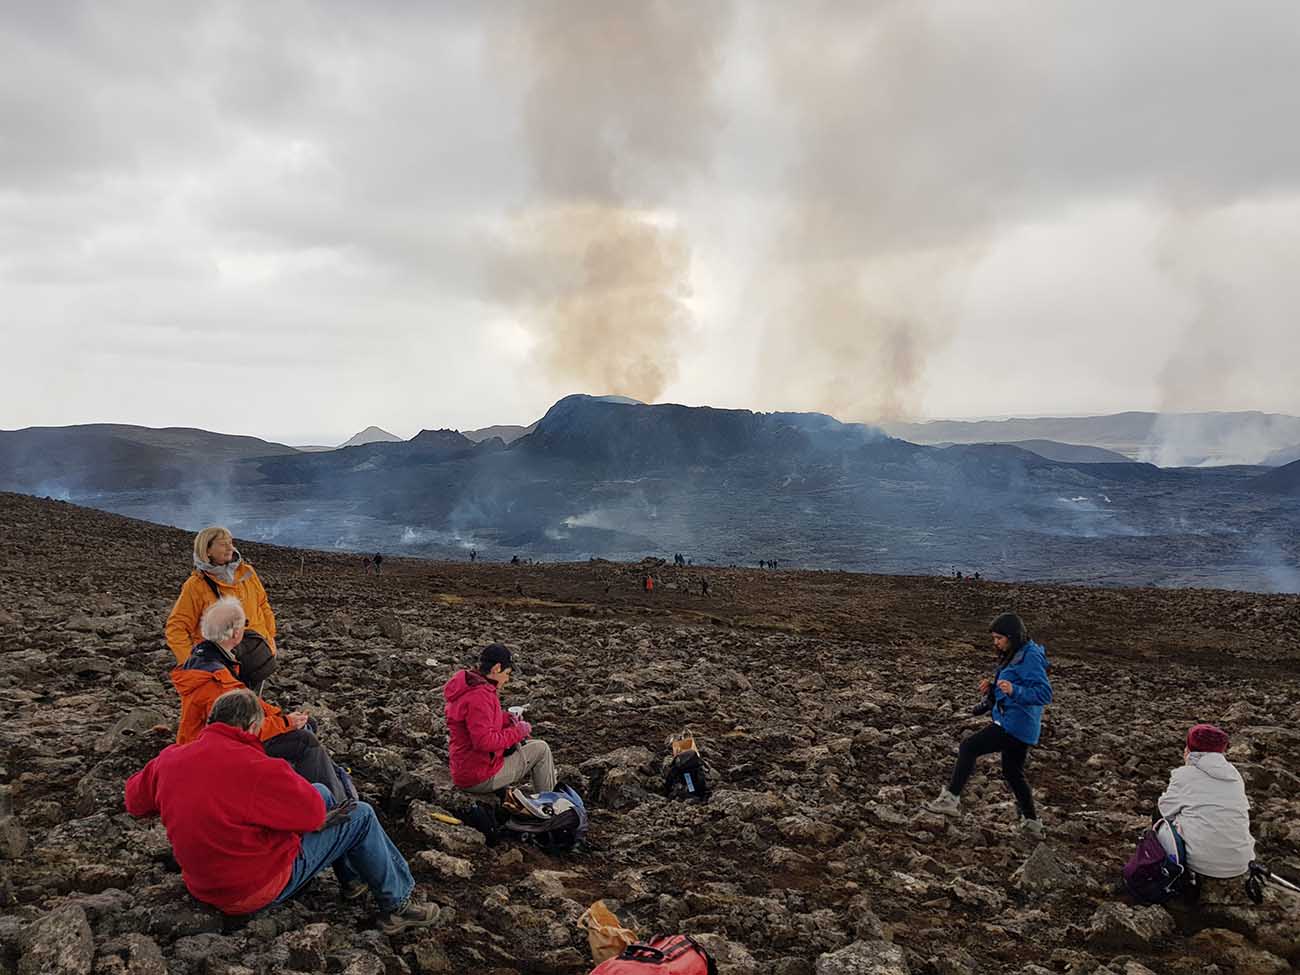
[508,706,526,719]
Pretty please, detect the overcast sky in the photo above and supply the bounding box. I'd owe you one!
[3,1,1299,444]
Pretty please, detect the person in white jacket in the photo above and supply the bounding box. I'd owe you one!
[1158,723,1256,879]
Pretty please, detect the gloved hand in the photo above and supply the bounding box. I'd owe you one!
[516,720,532,740]
[313,798,358,832]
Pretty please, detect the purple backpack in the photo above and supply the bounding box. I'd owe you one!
[1123,819,1188,904]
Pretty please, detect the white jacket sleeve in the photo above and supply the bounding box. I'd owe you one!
[1157,767,1191,821]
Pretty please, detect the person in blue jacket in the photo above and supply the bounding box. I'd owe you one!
[926,613,1053,835]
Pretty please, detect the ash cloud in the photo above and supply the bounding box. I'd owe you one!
[743,1,1300,424]
[495,0,732,404]
[749,3,992,422]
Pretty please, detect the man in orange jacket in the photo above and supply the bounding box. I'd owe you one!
[174,597,348,800]
[126,689,436,931]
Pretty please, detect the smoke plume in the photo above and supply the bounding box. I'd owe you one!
[752,3,985,422]
[498,0,731,403]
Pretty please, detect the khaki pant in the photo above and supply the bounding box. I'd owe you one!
[464,739,556,795]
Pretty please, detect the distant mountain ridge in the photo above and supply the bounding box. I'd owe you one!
[2,398,1297,591]
[883,411,1300,466]
[973,440,1134,464]
[340,426,402,448]
[0,423,297,493]
[462,423,536,444]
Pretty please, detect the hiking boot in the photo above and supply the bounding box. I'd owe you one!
[1018,816,1046,838]
[924,788,961,817]
[341,880,368,902]
[379,898,439,935]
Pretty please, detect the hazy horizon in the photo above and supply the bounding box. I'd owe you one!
[8,399,1300,451]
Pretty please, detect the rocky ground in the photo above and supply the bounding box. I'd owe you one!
[0,490,1298,975]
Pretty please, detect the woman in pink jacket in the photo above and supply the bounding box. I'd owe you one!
[443,644,556,795]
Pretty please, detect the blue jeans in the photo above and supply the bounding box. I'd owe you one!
[272,785,414,912]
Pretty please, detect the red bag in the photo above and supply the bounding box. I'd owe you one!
[590,935,717,975]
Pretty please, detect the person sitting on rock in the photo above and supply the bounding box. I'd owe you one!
[125,688,437,931]
[1158,723,1256,880]
[925,613,1053,836]
[166,526,277,664]
[443,644,556,796]
[172,597,348,800]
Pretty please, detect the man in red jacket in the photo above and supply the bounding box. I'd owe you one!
[125,689,436,932]
[444,644,556,795]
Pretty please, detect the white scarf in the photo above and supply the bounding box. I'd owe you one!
[194,551,243,585]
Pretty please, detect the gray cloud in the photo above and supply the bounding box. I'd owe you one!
[2,1,1300,441]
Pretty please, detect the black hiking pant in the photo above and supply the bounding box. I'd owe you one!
[264,729,347,802]
[947,723,1037,820]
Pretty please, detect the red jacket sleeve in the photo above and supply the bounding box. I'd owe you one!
[244,760,328,834]
[124,755,164,817]
[465,692,526,754]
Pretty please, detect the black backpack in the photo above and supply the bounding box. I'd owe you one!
[199,575,277,692]
[664,749,711,802]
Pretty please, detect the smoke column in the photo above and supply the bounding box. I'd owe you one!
[752,3,990,422]
[498,1,732,403]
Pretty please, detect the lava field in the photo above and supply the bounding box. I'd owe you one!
[1,491,1298,974]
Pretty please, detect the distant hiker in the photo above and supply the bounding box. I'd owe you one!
[172,598,349,800]
[443,644,556,795]
[165,526,277,665]
[926,613,1053,835]
[701,578,710,597]
[956,571,964,580]
[372,553,383,575]
[644,575,655,593]
[126,688,437,931]
[362,556,372,573]
[973,572,982,581]
[1157,724,1256,880]
[511,555,520,566]
[470,549,477,563]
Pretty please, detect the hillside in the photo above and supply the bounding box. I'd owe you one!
[0,492,1297,973]
[0,424,298,493]
[993,440,1135,464]
[2,398,1297,591]
[1252,458,1300,495]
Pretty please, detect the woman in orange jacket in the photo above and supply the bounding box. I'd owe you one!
[166,526,276,663]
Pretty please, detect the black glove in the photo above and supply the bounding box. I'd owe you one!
[313,798,358,832]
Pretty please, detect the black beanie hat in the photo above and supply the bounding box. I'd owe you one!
[989,613,1027,647]
[478,643,515,674]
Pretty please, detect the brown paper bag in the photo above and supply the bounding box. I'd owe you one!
[577,899,638,964]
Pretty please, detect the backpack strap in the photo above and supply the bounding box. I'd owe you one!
[200,573,221,601]
[683,936,718,975]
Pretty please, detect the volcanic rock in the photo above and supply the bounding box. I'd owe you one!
[1085,902,1175,950]
[2,492,1300,972]
[814,941,910,975]
[19,905,93,975]
[1189,928,1291,975]
[1011,842,1076,896]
